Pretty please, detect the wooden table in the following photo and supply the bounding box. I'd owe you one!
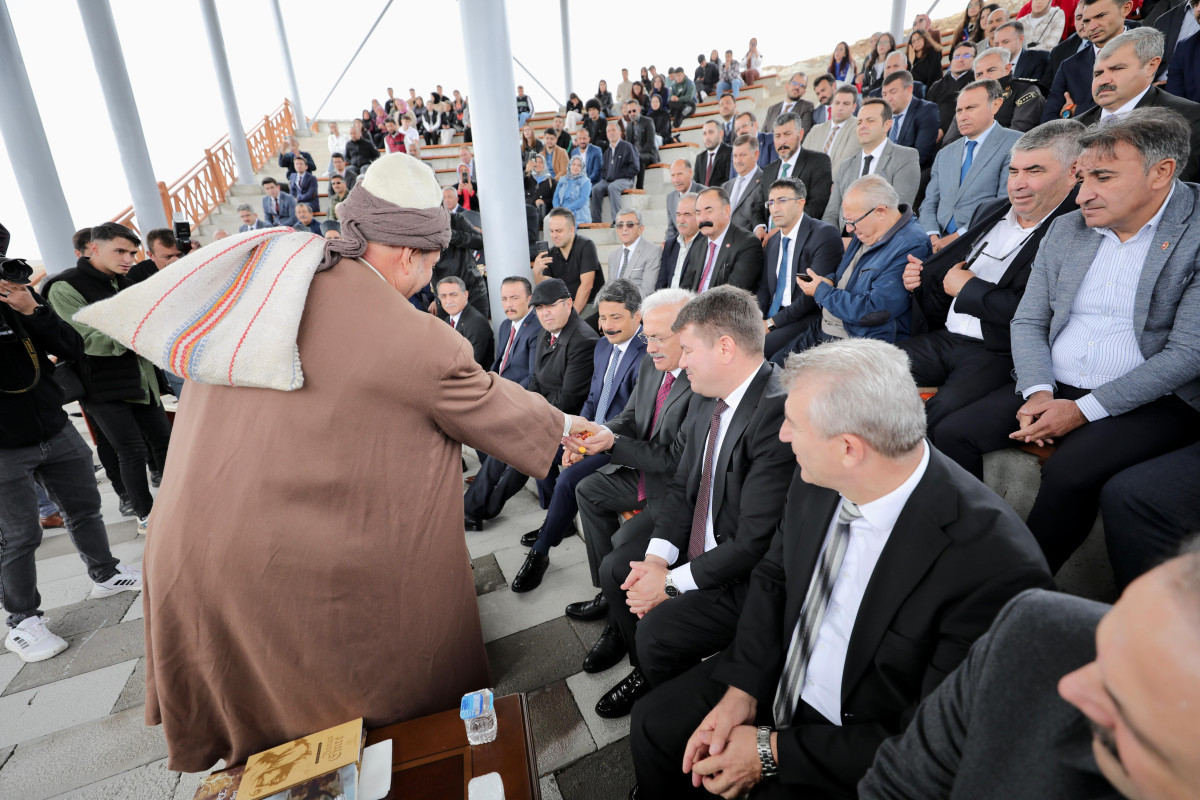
[365,693,540,800]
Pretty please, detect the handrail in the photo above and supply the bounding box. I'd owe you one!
[112,100,296,237]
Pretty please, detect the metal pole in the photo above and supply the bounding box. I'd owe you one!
[459,0,535,332]
[310,0,395,121]
[0,0,76,271]
[269,0,307,136]
[890,0,908,42]
[77,0,169,233]
[560,0,573,100]
[199,0,255,185]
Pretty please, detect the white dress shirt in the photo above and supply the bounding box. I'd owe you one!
[1099,84,1153,123]
[772,216,805,311]
[859,139,887,177]
[776,150,801,180]
[801,441,931,725]
[648,364,764,592]
[1024,185,1175,421]
[697,226,731,292]
[448,311,463,328]
[673,234,698,288]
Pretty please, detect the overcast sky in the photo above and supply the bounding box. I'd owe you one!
[0,0,908,263]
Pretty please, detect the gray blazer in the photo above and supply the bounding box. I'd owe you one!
[823,140,920,227]
[607,237,661,298]
[1011,182,1200,416]
[919,124,1022,234]
[859,590,1120,799]
[803,118,861,173]
[723,167,768,233]
[665,179,705,240]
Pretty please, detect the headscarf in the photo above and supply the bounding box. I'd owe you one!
[529,155,552,184]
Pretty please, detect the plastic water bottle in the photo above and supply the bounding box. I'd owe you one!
[461,688,498,745]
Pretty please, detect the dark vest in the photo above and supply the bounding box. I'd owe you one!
[44,258,146,404]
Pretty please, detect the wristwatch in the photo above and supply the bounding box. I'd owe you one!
[757,726,778,779]
[765,319,776,331]
[663,571,680,598]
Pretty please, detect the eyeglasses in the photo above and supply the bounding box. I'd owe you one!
[952,53,975,61]
[964,228,1039,264]
[614,221,639,229]
[637,331,679,346]
[764,197,801,210]
[841,206,880,231]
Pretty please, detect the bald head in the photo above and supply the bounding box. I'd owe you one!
[670,159,694,193]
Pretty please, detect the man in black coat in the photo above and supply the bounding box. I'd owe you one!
[928,43,979,133]
[694,121,733,187]
[436,276,494,369]
[624,100,659,190]
[630,338,1053,799]
[344,123,380,172]
[901,120,1083,434]
[433,206,488,318]
[657,193,706,291]
[681,187,764,295]
[759,112,833,221]
[996,21,1052,92]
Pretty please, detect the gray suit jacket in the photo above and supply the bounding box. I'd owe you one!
[765,98,815,132]
[859,590,1119,799]
[607,237,661,297]
[723,167,768,233]
[919,124,1022,234]
[1011,182,1200,416]
[665,179,705,240]
[823,140,920,227]
[803,118,861,173]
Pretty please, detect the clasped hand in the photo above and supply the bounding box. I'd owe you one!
[621,556,669,618]
[682,687,763,798]
[1010,390,1086,446]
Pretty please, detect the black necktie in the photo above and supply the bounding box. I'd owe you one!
[860,154,874,178]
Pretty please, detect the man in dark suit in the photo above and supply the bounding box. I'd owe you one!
[491,276,542,388]
[665,159,706,241]
[630,339,1053,799]
[514,280,647,592]
[586,287,796,719]
[723,135,768,234]
[758,177,844,360]
[1154,0,1199,82]
[260,178,297,227]
[464,279,598,529]
[694,121,733,187]
[1043,0,1136,121]
[276,136,317,178]
[929,43,979,133]
[764,72,816,133]
[734,111,779,170]
[760,112,833,222]
[996,20,1052,91]
[861,553,1200,799]
[1165,9,1200,102]
[681,187,764,294]
[436,276,493,369]
[657,193,706,291]
[566,289,697,623]
[881,71,940,170]
[902,120,1083,433]
[591,119,640,223]
[236,204,268,233]
[1075,28,1200,182]
[624,100,659,190]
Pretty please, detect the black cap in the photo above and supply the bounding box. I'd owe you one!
[531,278,571,306]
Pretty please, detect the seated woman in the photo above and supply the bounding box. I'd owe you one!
[565,92,585,130]
[553,155,592,225]
[524,154,556,225]
[828,41,858,85]
[649,74,670,110]
[907,29,943,89]
[629,81,651,114]
[647,94,672,146]
[595,80,615,118]
[520,124,542,165]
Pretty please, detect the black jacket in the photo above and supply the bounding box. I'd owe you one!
[625,116,659,170]
[0,290,83,448]
[757,214,845,327]
[761,150,834,221]
[1075,86,1200,182]
[681,224,765,295]
[526,309,599,414]
[442,304,495,369]
[433,214,488,318]
[344,137,380,170]
[694,144,732,187]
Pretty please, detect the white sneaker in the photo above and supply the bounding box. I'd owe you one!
[5,616,69,663]
[90,564,143,599]
[136,516,149,535]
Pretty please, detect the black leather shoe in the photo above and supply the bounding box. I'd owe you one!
[595,668,650,718]
[118,495,135,517]
[150,469,162,488]
[583,624,628,673]
[566,591,609,621]
[520,528,540,547]
[511,551,549,592]
[464,515,485,532]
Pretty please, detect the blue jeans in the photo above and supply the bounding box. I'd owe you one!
[532,450,610,554]
[518,111,532,128]
[716,78,743,98]
[0,424,120,627]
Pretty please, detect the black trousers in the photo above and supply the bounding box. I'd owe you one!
[764,315,820,364]
[463,454,532,520]
[575,467,645,587]
[1101,441,1200,590]
[898,330,1016,432]
[81,400,171,519]
[935,382,1200,572]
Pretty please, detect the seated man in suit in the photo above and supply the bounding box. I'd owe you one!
[571,127,604,185]
[1042,0,1135,121]
[276,136,316,178]
[929,43,979,134]
[717,93,738,145]
[803,85,861,179]
[624,100,659,190]
[996,20,1052,91]
[464,279,598,530]
[491,276,542,388]
[866,51,928,100]
[236,204,268,232]
[903,120,1083,433]
[773,176,931,361]
[658,193,705,291]
[514,280,647,592]
[861,548,1200,800]
[587,287,795,718]
[682,187,764,295]
[631,338,1052,799]
[565,288,697,624]
[1077,28,1200,183]
[759,177,845,361]
[936,110,1200,576]
[288,156,320,213]
[824,99,922,228]
[764,73,815,133]
[590,119,640,225]
[293,203,322,235]
[734,111,778,171]
[723,135,768,236]
[610,210,660,296]
[920,81,1023,253]
[761,112,833,222]
[533,208,605,314]
[810,73,836,127]
[436,276,494,370]
[665,159,705,240]
[260,177,298,228]
[1164,0,1200,103]
[694,121,733,188]
[880,70,940,171]
[946,48,1047,141]
[328,153,358,190]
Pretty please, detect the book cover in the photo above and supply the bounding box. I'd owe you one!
[240,719,364,800]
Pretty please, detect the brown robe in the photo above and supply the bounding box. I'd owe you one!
[143,260,563,772]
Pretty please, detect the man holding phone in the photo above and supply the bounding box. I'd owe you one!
[533,207,605,315]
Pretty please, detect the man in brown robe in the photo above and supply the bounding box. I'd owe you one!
[128,155,581,771]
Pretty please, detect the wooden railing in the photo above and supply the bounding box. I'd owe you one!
[111,100,297,237]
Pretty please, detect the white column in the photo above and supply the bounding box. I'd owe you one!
[0,1,76,271]
[459,0,534,331]
[199,0,255,185]
[269,0,307,136]
[890,0,908,43]
[560,0,573,100]
[77,0,168,232]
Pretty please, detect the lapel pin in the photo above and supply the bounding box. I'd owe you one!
[1162,241,1170,250]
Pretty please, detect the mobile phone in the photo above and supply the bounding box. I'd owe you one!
[535,241,550,254]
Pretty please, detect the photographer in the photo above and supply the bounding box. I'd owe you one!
[0,252,142,663]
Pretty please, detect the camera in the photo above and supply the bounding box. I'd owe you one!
[172,211,194,255]
[0,257,33,285]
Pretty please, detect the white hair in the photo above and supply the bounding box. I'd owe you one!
[641,288,696,316]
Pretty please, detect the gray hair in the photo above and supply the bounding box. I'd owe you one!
[1098,27,1165,66]
[996,19,1025,38]
[671,285,765,356]
[295,203,312,213]
[962,78,1005,103]
[236,203,253,213]
[885,50,909,67]
[616,207,644,226]
[1079,107,1192,180]
[781,339,926,459]
[774,111,803,130]
[437,275,467,292]
[1013,118,1086,170]
[846,174,900,211]
[679,190,701,204]
[640,287,696,316]
[595,278,643,314]
[976,46,1012,66]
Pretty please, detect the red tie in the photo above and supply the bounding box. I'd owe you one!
[637,373,677,501]
[688,398,728,560]
[550,334,558,348]
[450,318,457,329]
[499,324,517,374]
[698,240,718,291]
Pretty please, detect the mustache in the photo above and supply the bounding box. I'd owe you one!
[698,220,714,228]
[602,330,623,337]
[1096,83,1118,94]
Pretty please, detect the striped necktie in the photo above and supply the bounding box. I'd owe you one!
[687,399,729,560]
[637,373,677,501]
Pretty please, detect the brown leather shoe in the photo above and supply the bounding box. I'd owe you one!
[40,513,65,529]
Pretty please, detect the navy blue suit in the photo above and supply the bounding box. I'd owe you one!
[289,172,320,213]
[891,97,940,169]
[1166,33,1200,103]
[1012,49,1051,91]
[729,132,778,180]
[756,215,845,360]
[491,311,543,388]
[532,333,647,554]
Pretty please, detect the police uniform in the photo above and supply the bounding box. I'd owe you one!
[941,76,1045,146]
